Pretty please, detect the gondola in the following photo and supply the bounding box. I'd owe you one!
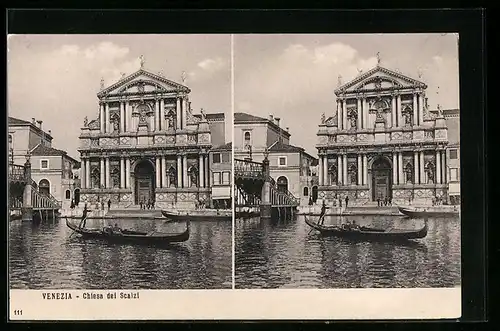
[161,209,231,221]
[397,205,459,218]
[66,217,190,244]
[304,216,428,241]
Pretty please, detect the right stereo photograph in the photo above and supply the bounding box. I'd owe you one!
[233,33,461,290]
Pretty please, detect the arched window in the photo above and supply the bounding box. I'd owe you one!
[348,163,357,185]
[328,164,338,185]
[303,187,309,196]
[244,131,251,145]
[65,189,71,199]
[425,161,435,184]
[277,176,288,193]
[39,179,50,196]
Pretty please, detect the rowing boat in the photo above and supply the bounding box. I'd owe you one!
[161,209,231,221]
[66,218,190,244]
[398,205,459,218]
[304,216,428,241]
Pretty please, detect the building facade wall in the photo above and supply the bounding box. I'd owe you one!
[209,149,231,208]
[317,66,449,205]
[78,70,213,209]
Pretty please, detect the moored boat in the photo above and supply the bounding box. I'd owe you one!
[65,217,190,244]
[304,216,428,241]
[161,209,231,221]
[397,205,459,218]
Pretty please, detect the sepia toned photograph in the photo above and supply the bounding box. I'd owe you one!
[234,34,461,289]
[8,34,232,290]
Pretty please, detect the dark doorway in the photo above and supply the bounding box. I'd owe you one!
[311,185,318,203]
[74,189,80,205]
[371,157,392,201]
[134,160,155,205]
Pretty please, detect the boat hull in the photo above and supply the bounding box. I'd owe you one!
[398,206,459,218]
[66,218,189,244]
[304,216,428,241]
[161,210,231,221]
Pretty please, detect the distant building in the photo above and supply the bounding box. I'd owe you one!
[8,117,53,165]
[234,112,318,205]
[8,116,80,208]
[316,64,450,205]
[209,142,232,208]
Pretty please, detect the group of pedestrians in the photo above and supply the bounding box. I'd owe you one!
[377,195,392,207]
[139,198,155,210]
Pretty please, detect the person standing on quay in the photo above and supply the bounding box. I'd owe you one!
[107,198,111,210]
[345,195,349,208]
[338,195,342,208]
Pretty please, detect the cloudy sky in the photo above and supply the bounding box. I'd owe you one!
[234,33,460,156]
[8,34,231,160]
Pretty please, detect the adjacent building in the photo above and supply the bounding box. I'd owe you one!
[78,66,216,209]
[234,112,318,205]
[8,116,80,209]
[209,142,232,208]
[316,64,450,205]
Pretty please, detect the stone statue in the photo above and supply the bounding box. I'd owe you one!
[331,168,337,185]
[190,170,197,187]
[337,75,342,87]
[181,71,187,84]
[200,108,206,120]
[113,119,119,132]
[376,52,381,65]
[139,55,145,69]
[350,115,357,128]
[100,78,104,90]
[417,68,423,79]
[83,116,88,127]
[169,169,176,187]
[427,167,435,183]
[404,112,412,126]
[321,113,326,124]
[139,110,147,124]
[406,168,413,183]
[437,104,443,117]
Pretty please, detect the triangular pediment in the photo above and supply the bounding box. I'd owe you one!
[97,69,190,98]
[335,66,427,95]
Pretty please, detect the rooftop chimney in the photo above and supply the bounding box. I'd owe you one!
[274,117,280,127]
[286,127,289,132]
[48,130,52,135]
[274,117,281,144]
[269,114,274,121]
[37,120,43,130]
[32,118,36,124]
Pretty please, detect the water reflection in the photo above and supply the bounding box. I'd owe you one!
[9,218,232,289]
[235,215,460,289]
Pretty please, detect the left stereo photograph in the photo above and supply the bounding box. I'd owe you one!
[8,34,233,291]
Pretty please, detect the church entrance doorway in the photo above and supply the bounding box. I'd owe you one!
[371,157,392,201]
[134,160,155,205]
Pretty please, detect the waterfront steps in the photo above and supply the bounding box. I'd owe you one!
[297,204,401,216]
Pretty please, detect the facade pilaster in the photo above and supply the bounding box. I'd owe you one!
[436,150,442,184]
[418,93,424,125]
[100,158,105,187]
[363,98,368,129]
[120,102,125,132]
[199,154,204,188]
[414,151,419,184]
[105,157,110,188]
[120,158,125,188]
[182,154,188,188]
[342,154,348,186]
[81,159,86,189]
[357,154,362,185]
[85,159,90,189]
[99,103,104,133]
[419,151,425,184]
[413,92,418,126]
[337,154,342,185]
[396,94,402,128]
[342,98,347,130]
[155,157,161,188]
[160,98,165,131]
[161,156,167,188]
[398,152,404,185]
[392,153,398,184]
[125,158,131,188]
[336,100,341,129]
[177,155,182,188]
[391,94,397,128]
[357,98,362,129]
[322,155,328,185]
[362,153,368,185]
[318,155,323,186]
[441,151,447,184]
[155,99,160,131]
[105,103,110,133]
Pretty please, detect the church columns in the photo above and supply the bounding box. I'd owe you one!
[392,153,398,184]
[414,151,419,184]
[85,159,90,189]
[318,155,323,186]
[337,155,343,185]
[160,98,166,131]
[342,154,348,186]
[398,152,404,185]
[342,99,347,130]
[100,158,105,188]
[441,151,447,184]
[357,98,362,129]
[176,98,181,130]
[176,155,182,188]
[81,159,86,189]
[199,154,204,188]
[391,95,397,128]
[363,97,368,129]
[436,150,442,184]
[336,100,341,130]
[126,100,132,132]
[155,99,160,131]
[161,156,167,188]
[99,103,105,133]
[357,154,362,185]
[125,158,131,189]
[322,155,328,185]
[155,157,161,188]
[105,103,110,133]
[120,158,125,188]
[120,101,125,132]
[205,154,210,188]
[413,93,418,126]
[182,97,188,130]
[396,94,402,128]
[105,157,111,188]
[182,155,188,188]
[362,154,368,185]
[418,93,424,126]
[419,151,425,184]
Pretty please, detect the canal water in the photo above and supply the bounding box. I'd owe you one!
[9,218,232,289]
[235,215,460,289]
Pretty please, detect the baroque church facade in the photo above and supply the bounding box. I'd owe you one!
[78,64,212,209]
[316,64,449,205]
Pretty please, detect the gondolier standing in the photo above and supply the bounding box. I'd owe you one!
[79,204,91,229]
[318,200,329,225]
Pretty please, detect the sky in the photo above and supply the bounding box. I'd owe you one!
[7,34,231,160]
[234,33,460,157]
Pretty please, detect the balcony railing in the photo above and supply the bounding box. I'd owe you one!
[234,158,264,179]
